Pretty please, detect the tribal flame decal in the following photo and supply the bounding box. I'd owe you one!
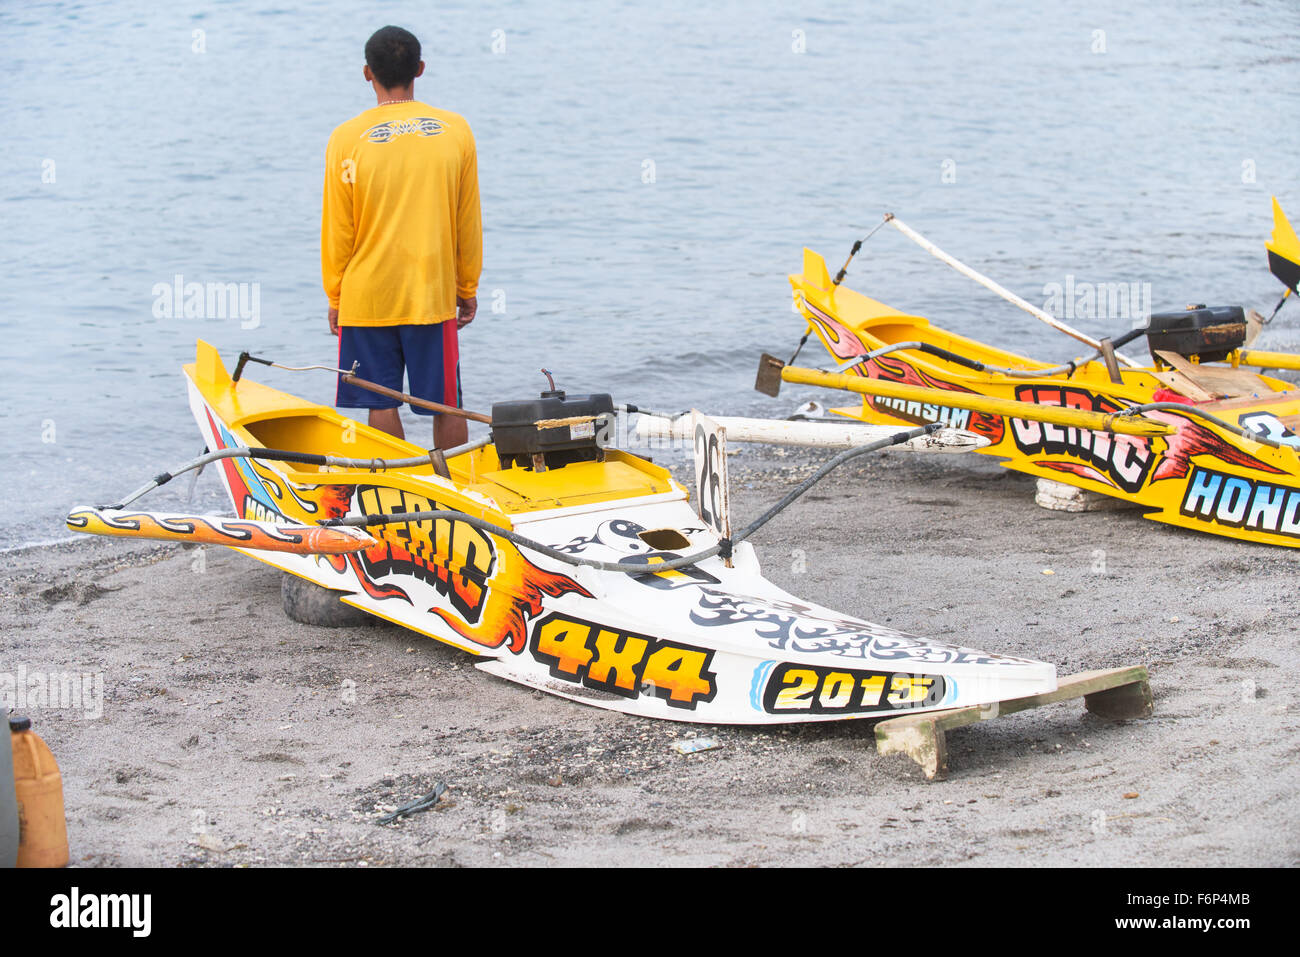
[66,507,376,554]
[317,484,354,519]
[311,484,409,597]
[197,407,591,649]
[1035,460,1117,488]
[867,354,1006,443]
[803,302,1005,442]
[342,551,413,602]
[806,305,871,363]
[1149,412,1285,482]
[432,558,592,653]
[319,484,590,652]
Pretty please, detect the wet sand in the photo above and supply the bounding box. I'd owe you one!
[4,449,1297,867]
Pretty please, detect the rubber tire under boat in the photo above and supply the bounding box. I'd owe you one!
[280,573,374,628]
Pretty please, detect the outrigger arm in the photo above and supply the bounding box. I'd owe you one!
[884,215,1143,368]
[756,356,1173,438]
[758,357,1299,451]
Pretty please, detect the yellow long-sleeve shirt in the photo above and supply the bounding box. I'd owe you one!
[321,102,481,326]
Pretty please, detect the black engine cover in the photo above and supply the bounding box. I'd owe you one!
[1146,305,1245,363]
[491,392,614,470]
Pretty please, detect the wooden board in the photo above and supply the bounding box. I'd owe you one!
[1245,309,1265,348]
[1154,350,1271,399]
[873,666,1152,779]
[1150,368,1216,402]
[1199,390,1300,413]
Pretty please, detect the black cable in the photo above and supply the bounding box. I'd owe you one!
[787,331,810,366]
[319,424,941,574]
[1115,401,1289,450]
[96,445,461,510]
[913,343,986,372]
[1109,326,1148,349]
[232,352,275,382]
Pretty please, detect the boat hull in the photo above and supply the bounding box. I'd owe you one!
[169,341,1055,724]
[790,251,1300,548]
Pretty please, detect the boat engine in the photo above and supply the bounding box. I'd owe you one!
[491,378,614,472]
[1145,304,1246,364]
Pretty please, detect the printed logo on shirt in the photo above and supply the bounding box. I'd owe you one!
[361,117,444,144]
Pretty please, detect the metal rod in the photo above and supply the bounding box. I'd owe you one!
[322,426,942,573]
[886,215,1141,368]
[440,435,493,457]
[833,216,892,285]
[232,350,487,420]
[340,374,491,423]
[836,339,1097,379]
[101,445,477,510]
[1265,288,1292,324]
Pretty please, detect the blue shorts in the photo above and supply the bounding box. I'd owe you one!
[336,323,461,416]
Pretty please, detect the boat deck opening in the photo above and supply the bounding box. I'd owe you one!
[244,414,417,461]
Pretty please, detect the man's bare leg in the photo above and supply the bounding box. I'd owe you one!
[368,407,405,440]
[434,413,467,450]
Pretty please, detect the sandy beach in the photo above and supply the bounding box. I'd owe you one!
[4,447,1297,868]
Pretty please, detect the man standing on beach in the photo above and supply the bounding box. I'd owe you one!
[322,25,481,448]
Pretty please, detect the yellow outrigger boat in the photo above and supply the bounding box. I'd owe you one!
[66,340,1108,724]
[760,199,1300,548]
[61,341,1165,764]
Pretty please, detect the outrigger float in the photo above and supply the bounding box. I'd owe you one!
[63,341,1153,761]
[758,199,1300,548]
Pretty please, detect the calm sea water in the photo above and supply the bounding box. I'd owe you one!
[3,0,1299,547]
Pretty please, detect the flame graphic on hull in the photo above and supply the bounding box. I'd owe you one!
[315,483,590,652]
[318,484,414,601]
[868,354,1006,443]
[1035,460,1117,488]
[1149,412,1285,482]
[433,558,592,653]
[345,552,415,601]
[807,307,870,362]
[804,304,1005,443]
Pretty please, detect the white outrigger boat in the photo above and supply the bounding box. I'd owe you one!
[65,340,1072,726]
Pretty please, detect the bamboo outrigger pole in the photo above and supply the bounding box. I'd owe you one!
[778,366,1172,437]
[885,214,1141,369]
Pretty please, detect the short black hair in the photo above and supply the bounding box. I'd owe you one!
[365,26,421,90]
